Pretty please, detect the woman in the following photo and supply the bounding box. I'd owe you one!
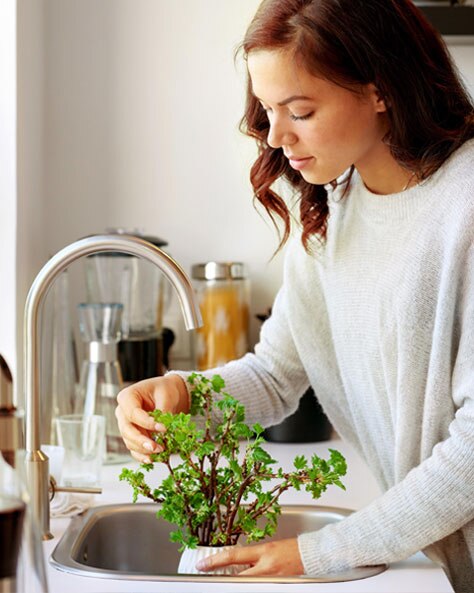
[115,1,474,590]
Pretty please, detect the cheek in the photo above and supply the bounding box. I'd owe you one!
[300,118,335,149]
[304,108,358,148]
[319,105,380,152]
[301,120,355,165]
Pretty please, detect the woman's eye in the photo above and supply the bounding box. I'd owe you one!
[290,111,314,121]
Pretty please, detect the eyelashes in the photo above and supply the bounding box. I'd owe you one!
[262,108,314,121]
[289,112,314,121]
[259,104,315,122]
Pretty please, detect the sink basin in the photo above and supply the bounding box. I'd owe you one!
[50,503,387,583]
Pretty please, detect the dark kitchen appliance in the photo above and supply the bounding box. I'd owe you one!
[263,388,333,443]
[414,1,474,38]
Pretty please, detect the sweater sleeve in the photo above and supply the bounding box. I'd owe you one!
[171,248,310,427]
[298,394,474,574]
[297,245,474,576]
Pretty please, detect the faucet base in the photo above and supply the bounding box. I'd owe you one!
[24,450,53,540]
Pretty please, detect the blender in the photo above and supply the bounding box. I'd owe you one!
[84,229,173,384]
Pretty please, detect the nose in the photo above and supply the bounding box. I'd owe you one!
[267,116,297,149]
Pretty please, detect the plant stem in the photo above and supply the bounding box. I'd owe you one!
[136,483,164,504]
[164,460,197,537]
[224,473,255,536]
[122,374,347,551]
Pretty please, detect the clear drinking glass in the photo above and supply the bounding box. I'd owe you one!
[55,414,106,487]
[76,303,128,463]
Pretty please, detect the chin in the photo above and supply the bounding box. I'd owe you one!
[300,166,347,186]
[300,171,331,186]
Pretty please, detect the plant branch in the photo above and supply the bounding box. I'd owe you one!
[164,459,197,537]
[120,373,348,551]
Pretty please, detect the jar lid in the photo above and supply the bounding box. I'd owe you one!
[191,262,247,280]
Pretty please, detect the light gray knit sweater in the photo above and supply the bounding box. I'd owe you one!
[177,139,474,592]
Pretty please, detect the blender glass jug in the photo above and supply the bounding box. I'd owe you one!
[84,229,170,382]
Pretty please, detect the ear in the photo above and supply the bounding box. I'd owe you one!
[368,83,388,113]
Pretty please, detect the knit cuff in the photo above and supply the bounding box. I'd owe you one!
[297,525,352,576]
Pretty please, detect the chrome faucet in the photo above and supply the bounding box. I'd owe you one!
[23,234,203,539]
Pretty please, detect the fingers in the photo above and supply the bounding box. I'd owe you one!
[242,539,304,576]
[195,539,304,576]
[195,546,259,572]
[130,450,152,464]
[116,380,166,457]
[115,374,189,459]
[117,387,158,431]
[115,404,161,458]
[238,559,282,577]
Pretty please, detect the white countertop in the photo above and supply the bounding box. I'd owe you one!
[43,438,454,593]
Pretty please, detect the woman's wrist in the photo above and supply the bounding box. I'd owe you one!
[166,373,191,413]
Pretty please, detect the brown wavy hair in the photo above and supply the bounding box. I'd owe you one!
[239,0,474,251]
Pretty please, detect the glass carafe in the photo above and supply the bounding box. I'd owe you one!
[76,303,128,463]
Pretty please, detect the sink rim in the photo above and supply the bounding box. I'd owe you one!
[50,502,387,583]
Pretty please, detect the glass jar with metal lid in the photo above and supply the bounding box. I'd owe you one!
[191,262,250,370]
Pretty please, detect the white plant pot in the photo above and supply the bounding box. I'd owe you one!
[177,544,250,575]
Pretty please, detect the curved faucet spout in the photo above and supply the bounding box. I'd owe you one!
[24,234,202,538]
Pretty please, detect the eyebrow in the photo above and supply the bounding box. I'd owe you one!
[277,95,313,106]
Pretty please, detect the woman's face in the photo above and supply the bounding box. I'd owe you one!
[247,49,388,185]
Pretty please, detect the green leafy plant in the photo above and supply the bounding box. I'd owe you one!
[120,373,347,551]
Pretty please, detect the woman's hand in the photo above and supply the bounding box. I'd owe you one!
[195,538,305,576]
[115,374,189,463]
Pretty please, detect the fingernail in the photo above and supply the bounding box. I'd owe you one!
[195,560,206,571]
[143,441,154,452]
[154,423,166,432]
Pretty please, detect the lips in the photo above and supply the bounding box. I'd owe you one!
[286,155,314,171]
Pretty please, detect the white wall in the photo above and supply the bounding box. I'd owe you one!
[449,44,474,96]
[41,0,284,356]
[0,1,17,382]
[16,0,46,402]
[10,2,474,385]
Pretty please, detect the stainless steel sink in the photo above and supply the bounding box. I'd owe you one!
[50,503,387,583]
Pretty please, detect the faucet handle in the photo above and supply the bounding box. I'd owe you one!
[49,476,102,501]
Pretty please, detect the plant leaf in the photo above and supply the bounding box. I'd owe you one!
[120,372,348,550]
